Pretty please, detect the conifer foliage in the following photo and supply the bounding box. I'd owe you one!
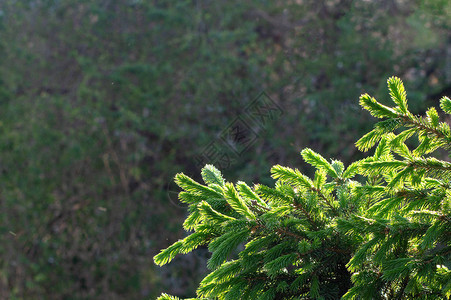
[154,77,450,299]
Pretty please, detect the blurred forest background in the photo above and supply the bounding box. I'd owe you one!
[0,0,449,299]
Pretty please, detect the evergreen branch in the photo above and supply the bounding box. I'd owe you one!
[343,159,366,179]
[410,210,446,219]
[250,200,271,213]
[156,293,182,300]
[426,107,439,127]
[400,115,451,147]
[201,164,225,186]
[360,161,408,176]
[403,158,451,182]
[154,241,183,266]
[271,165,314,190]
[356,119,400,152]
[200,260,242,285]
[373,136,392,160]
[356,128,385,151]
[178,191,205,204]
[313,169,327,189]
[240,235,276,257]
[208,229,250,270]
[276,227,306,241]
[154,230,214,266]
[198,201,236,223]
[390,140,413,160]
[175,173,224,198]
[331,160,345,177]
[255,184,294,206]
[359,93,400,119]
[440,96,451,114]
[386,166,413,189]
[409,157,451,172]
[155,79,451,299]
[255,184,293,206]
[265,253,298,278]
[292,203,319,230]
[183,207,202,230]
[301,148,339,178]
[223,183,256,219]
[311,186,339,215]
[387,76,408,113]
[237,181,269,209]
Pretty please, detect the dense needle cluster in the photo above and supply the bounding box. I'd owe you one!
[154,77,450,299]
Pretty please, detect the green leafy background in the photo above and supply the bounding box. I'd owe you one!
[0,0,449,298]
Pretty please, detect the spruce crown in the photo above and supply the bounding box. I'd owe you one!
[154,77,451,299]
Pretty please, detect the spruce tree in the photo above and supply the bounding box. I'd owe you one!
[154,77,450,299]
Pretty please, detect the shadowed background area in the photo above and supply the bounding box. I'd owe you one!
[0,0,449,299]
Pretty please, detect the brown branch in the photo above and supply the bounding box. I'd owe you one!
[250,200,270,213]
[276,227,305,241]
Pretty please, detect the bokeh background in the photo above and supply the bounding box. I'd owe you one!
[0,0,449,299]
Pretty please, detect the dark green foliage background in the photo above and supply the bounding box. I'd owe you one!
[0,0,449,298]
